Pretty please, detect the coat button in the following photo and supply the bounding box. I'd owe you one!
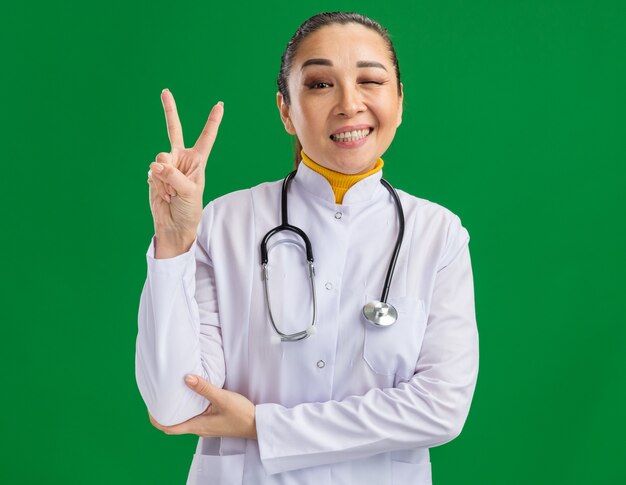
[334,211,342,219]
[325,282,333,290]
[316,360,326,369]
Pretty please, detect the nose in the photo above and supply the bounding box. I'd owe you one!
[334,84,366,118]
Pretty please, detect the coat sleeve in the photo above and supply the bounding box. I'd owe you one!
[135,202,226,426]
[255,216,479,475]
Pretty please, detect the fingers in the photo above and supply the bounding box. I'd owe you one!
[193,101,224,161]
[149,409,221,437]
[161,89,185,151]
[148,173,170,203]
[149,161,194,198]
[149,412,189,435]
[148,153,176,203]
[150,376,253,439]
[153,152,177,198]
[185,374,220,403]
[148,413,161,428]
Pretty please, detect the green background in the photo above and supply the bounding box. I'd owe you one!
[2,0,624,483]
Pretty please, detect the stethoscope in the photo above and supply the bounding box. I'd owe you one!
[260,170,405,343]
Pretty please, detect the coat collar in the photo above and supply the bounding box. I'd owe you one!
[292,161,385,205]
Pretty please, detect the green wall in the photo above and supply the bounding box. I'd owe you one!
[2,0,624,483]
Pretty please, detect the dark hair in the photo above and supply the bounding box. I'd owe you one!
[277,12,402,167]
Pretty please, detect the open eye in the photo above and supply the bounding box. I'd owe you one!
[307,81,332,89]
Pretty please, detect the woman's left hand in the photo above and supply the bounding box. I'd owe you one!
[149,375,257,440]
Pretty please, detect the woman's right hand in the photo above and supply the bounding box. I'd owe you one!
[148,89,224,258]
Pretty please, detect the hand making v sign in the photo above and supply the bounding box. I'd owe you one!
[147,89,224,259]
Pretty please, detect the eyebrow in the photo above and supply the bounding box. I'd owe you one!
[301,58,388,71]
[356,61,387,71]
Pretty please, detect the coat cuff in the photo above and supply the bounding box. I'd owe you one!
[256,402,298,475]
[146,235,198,275]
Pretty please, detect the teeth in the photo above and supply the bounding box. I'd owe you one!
[331,128,371,142]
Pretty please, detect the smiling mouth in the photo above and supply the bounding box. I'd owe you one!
[330,128,373,142]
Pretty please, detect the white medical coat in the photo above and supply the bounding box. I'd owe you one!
[136,161,479,484]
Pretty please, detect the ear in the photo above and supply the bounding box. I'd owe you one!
[396,82,404,127]
[277,91,297,135]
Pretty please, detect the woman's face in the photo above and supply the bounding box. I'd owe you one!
[278,23,403,174]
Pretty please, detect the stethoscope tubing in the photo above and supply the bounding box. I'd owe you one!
[260,169,405,341]
[378,178,405,304]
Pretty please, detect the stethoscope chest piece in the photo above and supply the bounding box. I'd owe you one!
[363,300,398,327]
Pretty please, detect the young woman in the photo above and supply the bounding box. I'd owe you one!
[137,11,479,485]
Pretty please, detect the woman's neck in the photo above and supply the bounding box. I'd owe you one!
[300,151,384,204]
